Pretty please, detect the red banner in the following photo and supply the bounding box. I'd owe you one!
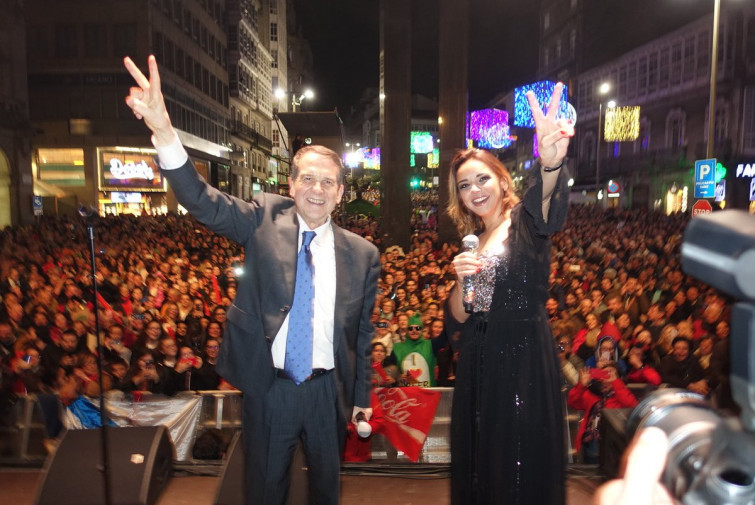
[374,386,441,462]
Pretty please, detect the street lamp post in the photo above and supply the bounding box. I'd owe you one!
[706,0,721,159]
[292,89,314,112]
[275,88,315,112]
[595,82,614,202]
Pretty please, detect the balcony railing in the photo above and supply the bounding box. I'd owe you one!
[229,119,273,151]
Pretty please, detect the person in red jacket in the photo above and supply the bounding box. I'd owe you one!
[567,365,638,463]
[624,344,662,386]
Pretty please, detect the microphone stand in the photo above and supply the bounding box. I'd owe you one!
[79,205,113,505]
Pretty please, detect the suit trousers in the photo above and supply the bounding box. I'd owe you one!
[242,371,341,505]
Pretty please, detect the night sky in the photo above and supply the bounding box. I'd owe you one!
[292,0,540,117]
[292,0,714,121]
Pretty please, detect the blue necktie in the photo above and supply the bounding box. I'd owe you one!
[284,231,316,385]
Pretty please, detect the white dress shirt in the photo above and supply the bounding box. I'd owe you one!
[271,217,337,371]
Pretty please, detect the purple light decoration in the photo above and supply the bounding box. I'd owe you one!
[533,132,539,158]
[514,81,569,129]
[470,109,512,149]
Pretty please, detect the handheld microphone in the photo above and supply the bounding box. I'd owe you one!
[355,412,372,438]
[461,234,480,313]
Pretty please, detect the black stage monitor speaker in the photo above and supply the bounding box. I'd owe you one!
[215,432,308,505]
[35,426,174,505]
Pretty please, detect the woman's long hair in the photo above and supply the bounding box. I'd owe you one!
[446,148,520,236]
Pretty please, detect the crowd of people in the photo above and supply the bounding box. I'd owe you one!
[0,194,737,463]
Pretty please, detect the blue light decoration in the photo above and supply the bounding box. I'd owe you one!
[513,81,569,128]
[410,131,434,154]
[470,109,512,149]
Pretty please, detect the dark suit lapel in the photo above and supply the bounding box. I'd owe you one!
[332,224,353,355]
[277,208,300,305]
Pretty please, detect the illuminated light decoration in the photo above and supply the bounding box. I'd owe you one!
[362,148,381,170]
[604,106,640,142]
[470,109,512,149]
[343,150,364,169]
[410,154,416,168]
[513,81,569,128]
[410,131,434,154]
[427,148,440,169]
[715,162,726,182]
[533,132,539,158]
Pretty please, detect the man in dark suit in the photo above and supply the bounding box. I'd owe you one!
[124,56,378,505]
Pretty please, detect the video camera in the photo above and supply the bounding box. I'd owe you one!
[626,210,755,504]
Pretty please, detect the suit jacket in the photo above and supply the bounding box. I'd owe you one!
[162,161,380,418]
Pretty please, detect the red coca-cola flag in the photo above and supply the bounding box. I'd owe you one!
[374,386,442,462]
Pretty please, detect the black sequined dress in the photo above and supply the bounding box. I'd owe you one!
[446,167,569,505]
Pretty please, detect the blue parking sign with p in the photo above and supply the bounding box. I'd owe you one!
[694,158,716,199]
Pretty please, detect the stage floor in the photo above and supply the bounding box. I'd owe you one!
[0,466,602,505]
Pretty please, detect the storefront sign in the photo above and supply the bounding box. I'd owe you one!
[736,163,755,178]
[99,148,165,191]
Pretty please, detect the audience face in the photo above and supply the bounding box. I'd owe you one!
[715,321,729,339]
[159,338,178,358]
[429,320,444,338]
[0,323,14,346]
[204,339,220,361]
[371,343,387,363]
[585,313,599,330]
[672,339,691,362]
[60,332,79,353]
[206,322,222,339]
[407,323,423,341]
[145,321,162,341]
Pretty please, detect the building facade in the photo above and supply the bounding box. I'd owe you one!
[227,0,275,199]
[530,1,755,212]
[0,0,33,227]
[25,0,231,216]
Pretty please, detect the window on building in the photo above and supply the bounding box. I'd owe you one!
[708,102,729,147]
[83,24,107,57]
[569,29,576,54]
[55,24,78,58]
[666,109,686,152]
[37,148,86,186]
[670,42,682,86]
[571,0,578,9]
[270,22,278,42]
[270,0,278,15]
[683,35,695,81]
[543,12,550,31]
[271,49,278,69]
[113,24,137,57]
[555,38,562,59]
[636,118,651,153]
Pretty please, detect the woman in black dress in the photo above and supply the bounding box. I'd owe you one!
[445,84,572,505]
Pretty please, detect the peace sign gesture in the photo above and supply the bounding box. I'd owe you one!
[123,55,176,146]
[525,82,573,169]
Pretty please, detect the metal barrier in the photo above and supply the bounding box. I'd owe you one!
[0,394,50,465]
